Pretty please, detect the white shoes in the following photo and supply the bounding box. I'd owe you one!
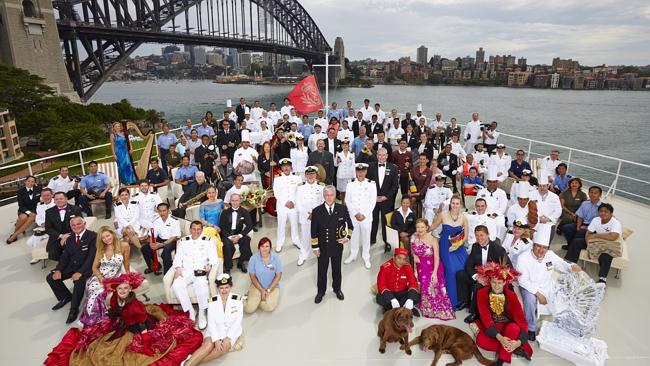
[197,309,207,330]
[275,246,282,253]
[188,308,196,325]
[343,256,356,264]
[297,257,305,266]
[292,242,300,249]
[364,261,371,270]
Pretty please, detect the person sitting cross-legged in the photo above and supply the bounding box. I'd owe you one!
[376,248,421,317]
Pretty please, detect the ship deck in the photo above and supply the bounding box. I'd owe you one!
[0,194,648,365]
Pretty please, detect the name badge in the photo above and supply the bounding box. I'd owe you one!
[266,263,276,272]
[400,275,406,279]
[545,261,554,271]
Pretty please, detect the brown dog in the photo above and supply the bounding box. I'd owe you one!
[377,307,415,355]
[406,324,493,366]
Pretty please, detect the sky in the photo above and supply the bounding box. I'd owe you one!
[137,0,650,66]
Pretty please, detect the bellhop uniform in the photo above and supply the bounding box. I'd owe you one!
[296,180,325,262]
[171,235,218,314]
[273,170,303,251]
[311,202,354,295]
[375,257,421,311]
[344,177,377,265]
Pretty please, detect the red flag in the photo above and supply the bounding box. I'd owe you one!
[287,75,324,115]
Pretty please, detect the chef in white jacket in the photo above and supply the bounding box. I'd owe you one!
[295,166,325,266]
[476,168,508,240]
[516,226,581,339]
[529,175,562,243]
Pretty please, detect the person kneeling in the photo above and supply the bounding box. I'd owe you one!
[376,248,421,317]
[474,262,533,365]
[244,237,282,313]
[184,274,243,365]
[171,221,218,330]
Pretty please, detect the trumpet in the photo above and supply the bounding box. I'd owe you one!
[361,145,371,154]
[179,190,207,209]
[287,132,296,143]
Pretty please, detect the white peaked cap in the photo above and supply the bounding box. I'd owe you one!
[486,165,499,181]
[532,225,551,246]
[517,181,531,199]
[417,104,423,112]
[241,129,251,142]
[226,99,232,108]
[538,174,550,185]
[244,107,250,115]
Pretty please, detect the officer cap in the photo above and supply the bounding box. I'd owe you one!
[435,175,446,181]
[305,166,318,174]
[521,169,532,176]
[496,143,506,149]
[355,163,369,170]
[216,273,233,287]
[279,158,292,166]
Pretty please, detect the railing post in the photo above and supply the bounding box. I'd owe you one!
[79,151,86,175]
[526,140,532,161]
[607,160,623,197]
[566,149,573,174]
[27,162,33,175]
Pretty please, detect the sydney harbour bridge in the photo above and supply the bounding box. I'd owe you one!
[52,0,332,101]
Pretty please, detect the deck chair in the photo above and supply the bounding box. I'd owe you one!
[31,216,99,268]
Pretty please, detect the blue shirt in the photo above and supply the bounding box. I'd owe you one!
[196,125,215,138]
[181,126,194,138]
[80,172,110,191]
[297,123,315,142]
[553,174,572,192]
[157,133,178,150]
[175,165,199,182]
[248,252,282,289]
[509,160,531,178]
[575,200,602,225]
[327,109,343,121]
[352,136,368,156]
[463,176,484,186]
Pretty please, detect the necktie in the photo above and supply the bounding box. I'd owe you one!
[76,235,81,245]
[328,207,333,215]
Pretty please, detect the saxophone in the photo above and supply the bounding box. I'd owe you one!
[179,190,208,208]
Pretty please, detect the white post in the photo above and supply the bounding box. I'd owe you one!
[325,52,329,110]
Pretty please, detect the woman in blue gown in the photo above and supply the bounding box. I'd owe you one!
[199,186,224,227]
[430,195,469,309]
[110,122,137,185]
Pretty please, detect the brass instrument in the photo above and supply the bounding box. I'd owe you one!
[287,132,296,143]
[179,190,207,209]
[314,164,327,183]
[122,121,155,181]
[214,163,223,182]
[361,145,370,154]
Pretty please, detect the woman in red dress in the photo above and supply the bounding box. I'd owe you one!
[474,262,533,366]
[44,272,203,366]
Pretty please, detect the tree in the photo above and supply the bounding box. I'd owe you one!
[144,109,162,129]
[41,123,104,151]
[0,64,56,118]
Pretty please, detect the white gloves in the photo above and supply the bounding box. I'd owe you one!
[390,299,400,309]
[404,299,414,310]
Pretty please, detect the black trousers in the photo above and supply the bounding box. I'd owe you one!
[46,271,88,312]
[78,191,113,216]
[141,237,176,274]
[317,249,342,295]
[485,144,497,155]
[159,148,170,173]
[565,238,614,278]
[562,223,586,246]
[371,199,394,245]
[222,235,252,271]
[445,171,458,192]
[376,289,421,311]
[399,175,409,196]
[66,189,82,207]
[456,270,484,314]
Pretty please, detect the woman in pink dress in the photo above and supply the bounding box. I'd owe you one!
[411,218,455,320]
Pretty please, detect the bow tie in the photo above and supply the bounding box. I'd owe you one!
[379,164,386,167]
[27,190,33,195]
[481,246,489,251]
[58,207,67,211]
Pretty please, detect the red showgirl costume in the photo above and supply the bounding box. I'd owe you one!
[474,263,533,364]
[44,272,202,366]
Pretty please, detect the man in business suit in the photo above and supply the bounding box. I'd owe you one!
[311,185,354,304]
[323,128,341,155]
[46,216,97,323]
[367,114,384,140]
[235,97,248,123]
[351,111,367,137]
[373,131,392,157]
[219,193,253,274]
[307,139,335,185]
[456,225,511,323]
[216,119,240,161]
[45,192,84,261]
[368,148,399,253]
[437,142,461,193]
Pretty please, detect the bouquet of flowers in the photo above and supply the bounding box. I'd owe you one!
[241,184,269,208]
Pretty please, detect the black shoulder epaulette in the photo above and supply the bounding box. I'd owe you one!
[367,179,374,183]
[132,193,140,197]
[130,200,138,204]
[521,238,530,243]
[183,235,191,241]
[470,211,477,215]
[38,201,44,205]
[212,295,220,301]
[52,176,59,180]
[201,236,207,240]
[115,201,123,206]
[231,294,240,300]
[507,230,513,234]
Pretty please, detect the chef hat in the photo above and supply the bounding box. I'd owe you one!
[241,129,251,142]
[486,166,499,181]
[538,174,550,185]
[532,225,551,246]
[244,107,250,115]
[517,181,531,198]
[416,104,423,112]
[226,99,232,108]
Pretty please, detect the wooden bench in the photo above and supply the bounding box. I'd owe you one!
[578,228,632,279]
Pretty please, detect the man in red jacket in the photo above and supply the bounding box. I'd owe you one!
[376,248,421,316]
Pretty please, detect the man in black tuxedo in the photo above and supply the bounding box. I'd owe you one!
[401,112,417,131]
[351,111,367,137]
[311,185,354,304]
[368,148,399,253]
[402,126,418,150]
[46,216,96,323]
[194,134,218,182]
[437,142,460,192]
[216,120,240,161]
[219,193,253,274]
[323,128,341,155]
[235,97,248,123]
[307,139,335,185]
[367,114,384,139]
[373,131,392,156]
[456,225,511,323]
[45,192,84,261]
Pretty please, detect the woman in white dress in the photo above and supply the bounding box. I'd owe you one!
[336,140,356,202]
[114,187,142,251]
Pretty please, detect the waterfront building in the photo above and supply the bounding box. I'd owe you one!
[475,47,485,65]
[0,109,22,164]
[552,57,580,73]
[416,45,428,65]
[550,73,560,88]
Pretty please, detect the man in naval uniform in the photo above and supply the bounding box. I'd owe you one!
[344,163,377,269]
[141,203,180,275]
[132,179,162,234]
[273,158,303,252]
[423,175,453,227]
[296,166,325,266]
[311,185,354,304]
[466,198,499,246]
[489,144,511,183]
[171,221,218,330]
[47,166,82,207]
[463,112,482,153]
[476,167,508,240]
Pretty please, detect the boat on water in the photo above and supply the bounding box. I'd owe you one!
[0,116,648,366]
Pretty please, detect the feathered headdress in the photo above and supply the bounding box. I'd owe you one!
[103,272,145,292]
[475,261,520,286]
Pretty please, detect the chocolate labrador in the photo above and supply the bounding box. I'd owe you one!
[406,324,493,366]
[377,307,415,355]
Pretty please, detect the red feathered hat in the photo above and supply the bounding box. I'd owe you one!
[103,272,145,292]
[475,262,520,286]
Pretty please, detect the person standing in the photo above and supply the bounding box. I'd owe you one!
[296,166,325,266]
[289,134,308,179]
[110,122,137,185]
[306,139,335,185]
[273,158,302,252]
[216,120,240,162]
[368,148,399,253]
[343,163,376,269]
[335,140,356,202]
[156,124,178,174]
[311,185,353,304]
[464,112,482,153]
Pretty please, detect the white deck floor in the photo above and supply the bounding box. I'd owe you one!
[0,194,648,365]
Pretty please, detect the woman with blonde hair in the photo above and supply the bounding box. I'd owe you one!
[110,121,136,185]
[78,226,130,326]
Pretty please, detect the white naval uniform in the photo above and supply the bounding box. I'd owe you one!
[336,151,356,191]
[205,293,243,343]
[516,248,573,316]
[47,175,75,194]
[114,200,143,237]
[307,132,326,152]
[153,215,181,241]
[290,147,309,179]
[476,187,508,240]
[489,153,511,182]
[423,185,452,226]
[233,147,259,183]
[171,235,218,312]
[473,151,490,171]
[337,129,354,143]
[26,200,56,248]
[344,178,377,263]
[509,181,537,205]
[466,211,499,245]
[388,126,405,147]
[358,106,373,122]
[133,192,162,230]
[529,190,561,242]
[296,181,325,261]
[280,105,294,119]
[450,141,467,161]
[258,129,273,145]
[540,156,562,180]
[314,117,328,132]
[251,107,264,121]
[464,120,482,153]
[267,110,282,126]
[506,202,533,229]
[432,120,446,136]
[502,232,531,267]
[273,172,303,250]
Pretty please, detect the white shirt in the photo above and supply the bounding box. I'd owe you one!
[484,129,500,145]
[373,109,386,125]
[377,164,387,188]
[540,156,562,179]
[206,293,243,342]
[233,147,259,183]
[314,118,328,131]
[432,120,446,134]
[133,192,162,229]
[244,118,259,132]
[509,181,537,205]
[344,178,377,217]
[502,233,532,267]
[336,151,356,180]
[115,200,141,232]
[231,210,238,230]
[517,249,572,300]
[507,202,532,229]
[251,107,264,121]
[423,186,453,212]
[388,126,405,146]
[258,129,273,145]
[337,129,354,143]
[153,215,180,240]
[267,110,282,125]
[273,173,303,208]
[296,181,325,224]
[224,185,247,204]
[290,147,309,174]
[450,141,467,161]
[473,151,490,169]
[489,153,512,181]
[172,235,218,271]
[308,132,326,152]
[358,106,373,122]
[47,175,75,193]
[588,217,622,236]
[466,211,499,243]
[481,244,489,265]
[280,105,294,119]
[476,187,508,215]
[530,190,562,225]
[36,200,56,226]
[464,120,482,143]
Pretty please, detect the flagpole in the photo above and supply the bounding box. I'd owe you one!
[313,52,343,114]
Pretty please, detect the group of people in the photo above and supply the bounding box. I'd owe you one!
[6,96,624,366]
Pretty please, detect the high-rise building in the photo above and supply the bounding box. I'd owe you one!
[475,47,485,65]
[0,109,23,163]
[193,47,207,65]
[550,73,560,88]
[331,37,346,84]
[517,57,527,70]
[430,54,441,70]
[461,56,475,70]
[552,57,580,73]
[239,52,252,69]
[416,45,428,65]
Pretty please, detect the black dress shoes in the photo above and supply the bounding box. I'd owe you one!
[464,313,476,324]
[514,347,531,361]
[561,244,569,250]
[335,290,344,301]
[528,331,536,342]
[384,243,392,253]
[66,309,79,324]
[314,294,324,304]
[455,302,468,311]
[52,298,71,311]
[411,308,421,317]
[238,263,248,274]
[105,211,112,219]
